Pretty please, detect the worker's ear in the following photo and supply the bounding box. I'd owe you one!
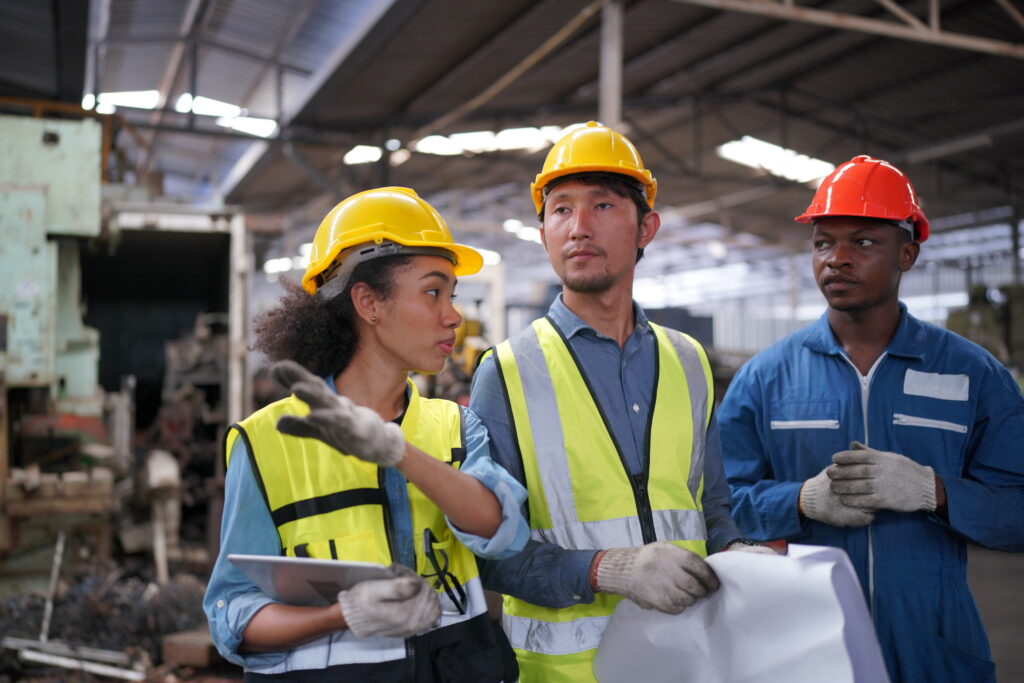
[898,239,919,272]
[350,281,382,325]
[638,210,660,249]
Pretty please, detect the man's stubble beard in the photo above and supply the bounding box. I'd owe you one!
[562,268,615,294]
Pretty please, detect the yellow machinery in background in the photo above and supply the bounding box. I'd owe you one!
[419,307,491,406]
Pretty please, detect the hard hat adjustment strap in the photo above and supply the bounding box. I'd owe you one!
[316,241,456,302]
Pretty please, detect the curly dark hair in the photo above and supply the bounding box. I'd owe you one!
[253,255,412,377]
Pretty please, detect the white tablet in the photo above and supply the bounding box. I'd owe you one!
[228,554,393,607]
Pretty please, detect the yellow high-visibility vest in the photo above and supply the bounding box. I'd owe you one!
[493,317,714,682]
[225,379,488,673]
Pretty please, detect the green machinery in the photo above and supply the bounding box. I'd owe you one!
[0,114,115,584]
[0,113,250,590]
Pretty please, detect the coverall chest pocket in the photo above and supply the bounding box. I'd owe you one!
[768,399,845,473]
[890,397,970,473]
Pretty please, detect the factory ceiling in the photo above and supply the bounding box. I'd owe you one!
[2,0,1023,301]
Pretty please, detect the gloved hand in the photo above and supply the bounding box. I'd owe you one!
[799,467,876,527]
[338,564,440,638]
[271,360,406,467]
[725,541,777,555]
[595,542,719,614]
[828,441,937,512]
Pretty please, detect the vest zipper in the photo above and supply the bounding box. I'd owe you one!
[631,472,656,544]
[544,315,660,546]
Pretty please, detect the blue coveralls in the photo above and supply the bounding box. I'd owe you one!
[718,304,1024,682]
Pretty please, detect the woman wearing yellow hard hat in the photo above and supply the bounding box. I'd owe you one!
[204,187,526,681]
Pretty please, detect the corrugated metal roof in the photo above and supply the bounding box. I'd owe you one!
[0,2,59,96]
[0,0,1020,262]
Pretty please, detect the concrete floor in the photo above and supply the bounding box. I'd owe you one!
[967,546,1024,682]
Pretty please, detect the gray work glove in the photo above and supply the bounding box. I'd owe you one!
[337,564,440,639]
[595,542,719,614]
[828,441,937,513]
[271,360,406,467]
[799,467,876,527]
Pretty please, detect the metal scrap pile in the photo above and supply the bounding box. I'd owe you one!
[0,560,207,680]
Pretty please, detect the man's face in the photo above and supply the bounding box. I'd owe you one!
[540,180,658,294]
[811,216,919,313]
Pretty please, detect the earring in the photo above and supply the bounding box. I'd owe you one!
[370,315,378,323]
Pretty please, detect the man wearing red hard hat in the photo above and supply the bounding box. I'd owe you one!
[718,155,1024,682]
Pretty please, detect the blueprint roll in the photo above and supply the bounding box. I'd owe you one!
[593,544,889,683]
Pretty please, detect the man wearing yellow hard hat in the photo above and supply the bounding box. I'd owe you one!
[204,187,528,681]
[469,122,772,681]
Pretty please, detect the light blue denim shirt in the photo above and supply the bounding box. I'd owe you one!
[470,294,744,607]
[203,378,529,668]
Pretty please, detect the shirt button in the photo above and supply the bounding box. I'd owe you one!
[216,599,225,608]
[632,403,640,413]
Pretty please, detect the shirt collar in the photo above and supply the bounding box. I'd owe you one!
[802,301,925,361]
[546,292,651,340]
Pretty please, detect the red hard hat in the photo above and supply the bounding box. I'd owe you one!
[795,155,929,242]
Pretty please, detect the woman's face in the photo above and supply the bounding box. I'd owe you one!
[373,255,463,374]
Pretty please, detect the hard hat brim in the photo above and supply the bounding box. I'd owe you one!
[531,165,657,214]
[309,236,484,299]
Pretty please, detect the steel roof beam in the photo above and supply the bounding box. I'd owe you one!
[668,0,1024,59]
[405,0,608,145]
[187,0,318,192]
[568,10,722,101]
[399,0,561,118]
[282,142,347,202]
[99,35,312,76]
[220,0,422,202]
[134,0,212,178]
[995,0,1024,31]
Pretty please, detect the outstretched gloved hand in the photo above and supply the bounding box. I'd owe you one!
[595,542,719,614]
[828,441,937,512]
[799,467,876,527]
[271,360,406,467]
[338,564,440,639]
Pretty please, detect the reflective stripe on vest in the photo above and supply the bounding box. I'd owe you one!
[226,379,486,672]
[243,575,490,675]
[493,317,713,677]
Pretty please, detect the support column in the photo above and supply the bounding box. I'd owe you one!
[599,0,623,130]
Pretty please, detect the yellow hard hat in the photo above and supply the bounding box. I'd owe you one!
[530,121,657,214]
[302,187,483,296]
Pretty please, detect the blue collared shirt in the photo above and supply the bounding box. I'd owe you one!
[203,379,529,667]
[470,294,743,607]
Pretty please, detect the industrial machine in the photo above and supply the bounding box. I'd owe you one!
[0,113,249,591]
[0,114,113,584]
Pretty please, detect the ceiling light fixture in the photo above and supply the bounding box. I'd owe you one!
[717,135,834,184]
